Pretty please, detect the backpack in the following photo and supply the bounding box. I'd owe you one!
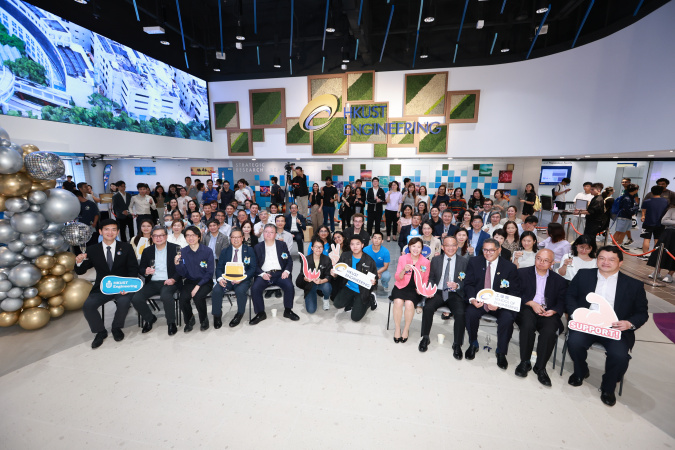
[533,195,542,212]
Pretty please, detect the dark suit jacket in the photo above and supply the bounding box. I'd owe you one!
[330,251,378,304]
[295,253,333,294]
[138,243,183,283]
[75,241,139,293]
[467,229,491,255]
[366,187,386,213]
[253,240,293,276]
[428,253,469,300]
[517,266,568,331]
[433,222,458,238]
[284,213,307,233]
[565,268,649,348]
[112,192,132,219]
[398,224,422,250]
[216,245,257,281]
[343,227,370,248]
[464,255,522,304]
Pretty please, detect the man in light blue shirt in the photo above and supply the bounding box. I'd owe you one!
[364,232,391,289]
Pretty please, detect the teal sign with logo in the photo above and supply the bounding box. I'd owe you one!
[101,276,143,295]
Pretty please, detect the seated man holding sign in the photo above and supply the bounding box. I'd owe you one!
[515,249,568,386]
[565,246,648,407]
[331,236,378,322]
[75,219,139,349]
[464,238,521,369]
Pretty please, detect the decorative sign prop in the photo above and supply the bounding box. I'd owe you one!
[332,263,375,289]
[411,266,437,298]
[101,276,143,295]
[328,244,341,266]
[568,293,621,340]
[299,253,321,281]
[476,288,521,312]
[222,262,247,282]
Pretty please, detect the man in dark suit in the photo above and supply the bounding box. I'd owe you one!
[366,177,386,235]
[464,238,522,369]
[566,246,649,406]
[284,203,307,254]
[131,226,182,336]
[75,219,139,348]
[467,216,491,256]
[112,180,134,242]
[515,249,568,386]
[419,235,469,359]
[398,214,423,251]
[331,236,379,322]
[250,224,297,324]
[433,210,458,238]
[212,228,257,328]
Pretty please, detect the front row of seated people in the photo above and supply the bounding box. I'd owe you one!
[76,219,648,407]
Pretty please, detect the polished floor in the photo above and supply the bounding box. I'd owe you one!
[1,238,674,449]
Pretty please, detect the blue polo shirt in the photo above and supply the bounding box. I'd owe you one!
[346,257,360,293]
[363,245,390,269]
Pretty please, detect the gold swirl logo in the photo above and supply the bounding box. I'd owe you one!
[299,94,339,132]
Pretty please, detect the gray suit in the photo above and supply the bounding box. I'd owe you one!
[421,253,469,345]
[202,232,229,266]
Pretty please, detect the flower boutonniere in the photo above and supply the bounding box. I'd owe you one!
[421,266,427,273]
[243,256,251,265]
[200,260,207,268]
[458,272,465,280]
[116,250,122,256]
[281,252,288,259]
[500,279,509,288]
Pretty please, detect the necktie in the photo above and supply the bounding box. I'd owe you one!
[442,257,451,291]
[484,261,492,289]
[106,246,113,271]
[233,249,239,262]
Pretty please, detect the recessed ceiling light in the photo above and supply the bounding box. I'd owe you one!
[670,150,674,152]
[341,63,347,70]
[296,158,300,160]
[447,157,453,160]
[73,0,88,4]
[273,57,281,68]
[648,155,655,157]
[559,156,565,159]
[612,156,619,158]
[160,40,170,46]
[424,16,435,23]
[251,158,256,161]
[584,155,590,158]
[213,68,220,72]
[235,42,243,50]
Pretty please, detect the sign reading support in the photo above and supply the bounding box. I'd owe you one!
[568,292,622,340]
[101,276,143,295]
[476,288,521,312]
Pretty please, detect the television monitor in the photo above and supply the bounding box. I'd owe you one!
[0,0,210,141]
[539,166,572,185]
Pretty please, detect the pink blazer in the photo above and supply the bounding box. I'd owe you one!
[394,253,431,289]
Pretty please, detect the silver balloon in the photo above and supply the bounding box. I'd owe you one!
[3,211,13,218]
[44,250,55,256]
[20,232,44,246]
[23,152,66,180]
[0,279,11,291]
[7,240,25,253]
[10,211,46,234]
[0,145,23,174]
[6,287,22,298]
[23,287,38,298]
[42,232,66,250]
[29,204,41,212]
[0,219,19,245]
[0,291,5,300]
[57,241,71,252]
[44,222,65,234]
[0,298,22,312]
[0,127,9,141]
[0,247,19,268]
[15,254,24,261]
[61,222,93,247]
[0,272,7,280]
[27,190,48,205]
[22,245,44,259]
[0,139,10,147]
[8,264,41,287]
[8,142,22,154]
[41,189,80,223]
[5,197,29,213]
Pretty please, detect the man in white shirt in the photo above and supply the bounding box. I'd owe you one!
[235,179,252,205]
[214,210,232,237]
[274,215,295,253]
[254,210,270,237]
[129,183,157,233]
[552,177,571,223]
[572,182,593,231]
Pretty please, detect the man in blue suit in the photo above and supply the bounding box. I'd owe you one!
[284,203,307,254]
[250,224,297,324]
[464,238,522,370]
[467,215,491,256]
[211,228,257,329]
[433,210,458,238]
[398,214,423,251]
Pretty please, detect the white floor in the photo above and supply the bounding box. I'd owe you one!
[1,245,675,449]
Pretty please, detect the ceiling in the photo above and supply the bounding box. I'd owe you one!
[28,0,671,82]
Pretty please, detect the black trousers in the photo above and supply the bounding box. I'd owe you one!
[82,291,133,333]
[567,330,631,393]
[421,291,465,346]
[179,280,213,323]
[384,210,399,237]
[517,307,559,368]
[290,230,304,254]
[584,219,604,238]
[250,272,295,313]
[465,305,516,355]
[333,288,369,322]
[117,215,134,242]
[341,210,353,229]
[367,206,383,235]
[131,280,179,325]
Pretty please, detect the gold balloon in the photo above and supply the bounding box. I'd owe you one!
[35,255,56,270]
[18,307,50,330]
[61,272,74,283]
[41,269,49,276]
[61,279,93,311]
[21,144,39,155]
[0,195,5,212]
[49,305,65,318]
[40,179,56,190]
[0,173,33,196]
[50,264,67,276]
[47,295,64,306]
[37,275,66,298]
[55,252,76,272]
[23,296,42,308]
[30,181,44,192]
[0,311,19,327]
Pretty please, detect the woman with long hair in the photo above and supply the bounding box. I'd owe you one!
[513,230,538,269]
[186,200,200,216]
[171,209,187,226]
[467,188,485,212]
[458,210,474,230]
[416,185,430,212]
[340,185,356,230]
[402,183,417,210]
[240,220,258,247]
[417,201,429,223]
[296,237,334,313]
[132,218,154,261]
[539,222,571,265]
[420,222,441,260]
[153,184,167,218]
[431,184,450,209]
[309,225,332,256]
[385,181,402,242]
[557,234,598,281]
[309,183,323,230]
[449,187,467,220]
[332,231,345,254]
[397,204,414,234]
[455,228,471,258]
[492,189,509,218]
[166,184,178,202]
[167,219,188,248]
[520,183,537,221]
[502,220,521,254]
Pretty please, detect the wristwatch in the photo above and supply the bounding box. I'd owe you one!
[629,323,636,330]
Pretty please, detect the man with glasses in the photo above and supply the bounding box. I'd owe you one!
[514,249,568,386]
[131,226,183,336]
[418,236,469,358]
[211,229,257,329]
[464,238,521,369]
[215,210,232,237]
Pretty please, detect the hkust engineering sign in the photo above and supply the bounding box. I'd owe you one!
[299,94,441,136]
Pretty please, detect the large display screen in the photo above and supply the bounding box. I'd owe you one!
[0,0,210,141]
[539,166,572,185]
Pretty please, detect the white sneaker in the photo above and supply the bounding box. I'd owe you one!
[663,275,673,283]
[648,273,663,280]
[322,299,330,310]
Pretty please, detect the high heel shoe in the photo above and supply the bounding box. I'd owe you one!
[401,333,409,343]
[393,335,401,343]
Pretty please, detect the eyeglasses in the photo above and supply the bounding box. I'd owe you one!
[482,248,498,253]
[151,234,166,238]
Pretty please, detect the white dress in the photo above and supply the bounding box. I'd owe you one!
[513,250,536,268]
[167,233,188,248]
[557,257,597,281]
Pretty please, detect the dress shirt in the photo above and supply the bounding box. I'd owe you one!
[290,214,298,232]
[153,245,168,280]
[230,246,243,263]
[485,259,497,288]
[129,195,155,215]
[533,270,549,305]
[207,233,218,259]
[593,271,619,310]
[470,230,481,255]
[219,223,232,237]
[254,220,269,236]
[261,243,282,272]
[276,231,294,251]
[441,254,456,287]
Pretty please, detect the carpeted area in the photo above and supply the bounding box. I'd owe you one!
[653,312,675,344]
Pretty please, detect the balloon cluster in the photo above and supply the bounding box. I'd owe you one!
[0,125,93,330]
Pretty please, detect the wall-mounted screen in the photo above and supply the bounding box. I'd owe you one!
[0,0,210,141]
[539,166,572,185]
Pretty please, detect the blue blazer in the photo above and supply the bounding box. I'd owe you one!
[467,229,491,255]
[433,222,458,238]
[216,245,257,281]
[253,240,293,276]
[284,213,307,232]
[464,255,521,307]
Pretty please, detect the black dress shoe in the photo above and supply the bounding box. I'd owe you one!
[452,344,463,360]
[393,336,401,344]
[168,323,177,336]
[465,344,478,360]
[275,290,282,298]
[600,390,616,407]
[400,334,408,343]
[264,290,273,298]
[111,327,125,342]
[200,319,209,331]
[184,315,196,333]
[496,352,508,370]
[213,316,223,329]
[249,312,267,325]
[515,360,532,378]
[141,315,158,333]
[283,309,300,321]
[533,366,552,387]
[418,336,430,352]
[91,331,108,349]
[229,313,243,328]
[568,369,590,387]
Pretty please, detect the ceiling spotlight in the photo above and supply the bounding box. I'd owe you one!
[423,0,435,22]
[235,42,243,50]
[326,11,336,33]
[612,156,619,159]
[236,20,245,41]
[73,0,88,4]
[584,155,590,158]
[160,40,170,46]
[536,1,549,14]
[476,20,484,29]
[273,57,281,68]
[648,154,655,157]
[342,51,350,63]
[500,42,510,53]
[341,63,347,70]
[420,47,429,59]
[213,67,221,72]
